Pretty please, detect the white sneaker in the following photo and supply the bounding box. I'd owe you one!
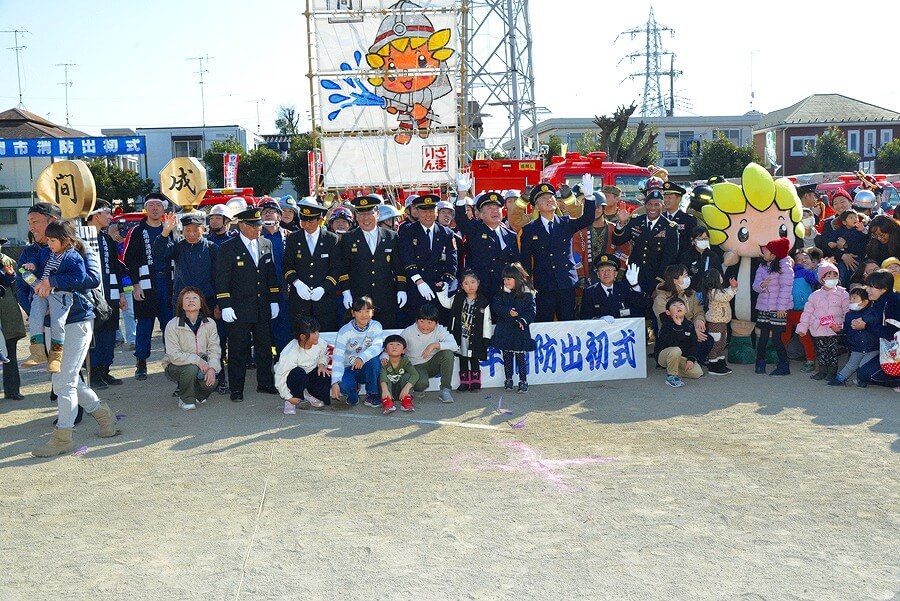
[303,390,325,408]
[283,400,297,415]
[179,400,196,411]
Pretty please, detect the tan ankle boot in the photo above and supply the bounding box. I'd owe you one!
[91,402,120,438]
[47,343,64,373]
[22,342,48,367]
[32,428,74,458]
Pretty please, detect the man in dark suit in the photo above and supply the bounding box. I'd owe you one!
[661,181,697,255]
[453,189,520,303]
[612,188,679,293]
[283,197,342,333]
[579,255,650,320]
[519,178,596,322]
[337,195,406,329]
[398,194,458,325]
[215,207,280,401]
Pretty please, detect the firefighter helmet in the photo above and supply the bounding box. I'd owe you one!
[368,1,437,54]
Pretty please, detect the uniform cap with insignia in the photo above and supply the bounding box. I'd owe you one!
[645,189,664,202]
[662,182,686,196]
[796,183,817,196]
[296,196,326,220]
[180,213,205,227]
[593,254,621,270]
[476,191,504,211]
[529,183,557,205]
[234,207,264,225]
[351,195,382,212]
[411,194,440,209]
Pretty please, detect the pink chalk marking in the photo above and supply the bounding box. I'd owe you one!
[72,445,89,457]
[450,441,619,493]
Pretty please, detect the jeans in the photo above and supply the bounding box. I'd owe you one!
[337,357,381,400]
[857,355,900,387]
[29,291,72,344]
[53,320,102,429]
[134,276,174,361]
[120,292,136,344]
[837,350,878,381]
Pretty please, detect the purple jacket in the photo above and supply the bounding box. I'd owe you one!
[753,257,794,312]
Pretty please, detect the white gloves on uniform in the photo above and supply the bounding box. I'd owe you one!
[581,173,594,198]
[294,280,312,300]
[416,280,435,301]
[455,172,472,193]
[270,303,280,319]
[397,291,408,308]
[598,315,615,324]
[342,290,353,310]
[222,307,237,323]
[625,263,640,287]
[310,287,325,301]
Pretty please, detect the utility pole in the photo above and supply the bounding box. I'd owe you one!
[186,55,213,127]
[248,98,266,133]
[2,29,28,108]
[56,62,75,126]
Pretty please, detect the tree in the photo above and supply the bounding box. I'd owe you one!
[689,134,763,180]
[543,134,562,165]
[241,147,284,196]
[87,159,154,201]
[203,137,245,188]
[282,132,315,196]
[591,103,659,166]
[802,126,859,173]
[876,138,900,173]
[275,105,301,135]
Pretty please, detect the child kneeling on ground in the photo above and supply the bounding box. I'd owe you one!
[656,297,703,388]
[379,334,419,413]
[330,295,384,407]
[399,303,459,404]
[831,287,879,386]
[276,316,332,415]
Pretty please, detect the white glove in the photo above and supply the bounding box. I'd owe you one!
[599,315,615,324]
[416,280,435,301]
[397,291,408,308]
[293,280,312,300]
[270,303,280,319]
[222,307,237,323]
[342,290,353,310]
[625,263,640,286]
[447,279,459,294]
[455,172,472,193]
[581,173,594,198]
[310,287,325,301]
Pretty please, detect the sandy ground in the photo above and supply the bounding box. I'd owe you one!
[0,335,898,601]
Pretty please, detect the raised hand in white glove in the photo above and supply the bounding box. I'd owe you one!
[270,303,280,319]
[599,315,615,324]
[397,291,408,308]
[293,280,312,300]
[416,280,435,301]
[455,172,472,193]
[581,173,594,198]
[310,287,326,301]
[625,263,640,287]
[222,307,237,323]
[342,290,353,310]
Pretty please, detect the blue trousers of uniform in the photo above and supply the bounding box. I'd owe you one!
[134,274,174,361]
[90,326,117,368]
[271,296,291,358]
[535,287,576,323]
[337,357,380,401]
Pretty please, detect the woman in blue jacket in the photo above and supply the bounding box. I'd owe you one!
[856,270,900,389]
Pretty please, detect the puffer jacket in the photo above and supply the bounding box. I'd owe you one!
[162,315,222,372]
[752,257,794,312]
[796,286,850,338]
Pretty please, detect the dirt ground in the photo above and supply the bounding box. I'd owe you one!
[0,335,898,601]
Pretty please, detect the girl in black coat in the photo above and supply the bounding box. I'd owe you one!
[438,271,492,392]
[491,263,536,392]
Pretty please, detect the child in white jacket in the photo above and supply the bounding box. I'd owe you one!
[275,316,332,415]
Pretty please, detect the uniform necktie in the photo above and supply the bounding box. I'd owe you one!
[547,220,554,235]
[249,240,259,265]
[307,233,316,255]
[366,230,377,254]
[427,228,433,250]
[495,229,506,250]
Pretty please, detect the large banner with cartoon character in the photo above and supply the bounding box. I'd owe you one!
[311,0,461,186]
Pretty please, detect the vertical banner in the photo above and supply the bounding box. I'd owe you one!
[224,153,240,188]
[308,149,323,195]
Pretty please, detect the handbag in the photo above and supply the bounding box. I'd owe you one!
[878,313,900,377]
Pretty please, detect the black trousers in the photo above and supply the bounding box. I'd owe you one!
[535,287,576,323]
[227,317,274,394]
[290,295,339,334]
[3,337,21,397]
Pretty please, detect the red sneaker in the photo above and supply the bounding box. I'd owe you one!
[382,398,396,414]
[400,394,415,412]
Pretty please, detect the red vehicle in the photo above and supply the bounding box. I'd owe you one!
[467,159,543,195]
[198,187,258,210]
[816,174,900,213]
[541,151,651,211]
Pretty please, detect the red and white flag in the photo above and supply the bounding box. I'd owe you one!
[224,153,240,188]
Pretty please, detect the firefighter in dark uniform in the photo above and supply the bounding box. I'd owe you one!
[453,191,520,303]
[519,180,596,322]
[337,195,406,329]
[612,188,678,293]
[283,197,342,333]
[215,207,280,401]
[398,194,458,325]
[579,255,650,320]
[660,181,697,255]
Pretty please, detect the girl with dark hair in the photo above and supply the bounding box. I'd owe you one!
[275,316,332,415]
[865,215,900,265]
[652,264,708,344]
[678,225,722,288]
[491,263,536,392]
[437,270,492,392]
[162,287,221,411]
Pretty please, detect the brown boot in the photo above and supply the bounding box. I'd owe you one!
[91,402,120,438]
[22,342,48,367]
[32,428,74,458]
[47,343,64,373]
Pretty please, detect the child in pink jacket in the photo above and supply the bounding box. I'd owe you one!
[753,238,795,375]
[796,261,849,382]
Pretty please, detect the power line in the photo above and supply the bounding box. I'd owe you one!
[616,7,680,117]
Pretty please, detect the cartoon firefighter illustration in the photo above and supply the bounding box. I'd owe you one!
[365,1,454,145]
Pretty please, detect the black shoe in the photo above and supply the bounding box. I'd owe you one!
[707,360,732,376]
[504,379,514,390]
[246,362,256,370]
[217,382,229,395]
[172,387,181,397]
[90,369,108,390]
[517,381,528,393]
[256,386,278,395]
[4,393,25,400]
[101,367,123,386]
[135,359,147,381]
[50,390,58,402]
[230,391,244,402]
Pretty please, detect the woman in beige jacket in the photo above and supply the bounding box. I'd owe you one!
[652,264,708,345]
[163,287,221,410]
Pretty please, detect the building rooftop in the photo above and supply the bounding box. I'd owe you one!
[0,107,91,139]
[757,94,900,130]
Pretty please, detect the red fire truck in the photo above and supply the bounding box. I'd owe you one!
[541,151,650,209]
